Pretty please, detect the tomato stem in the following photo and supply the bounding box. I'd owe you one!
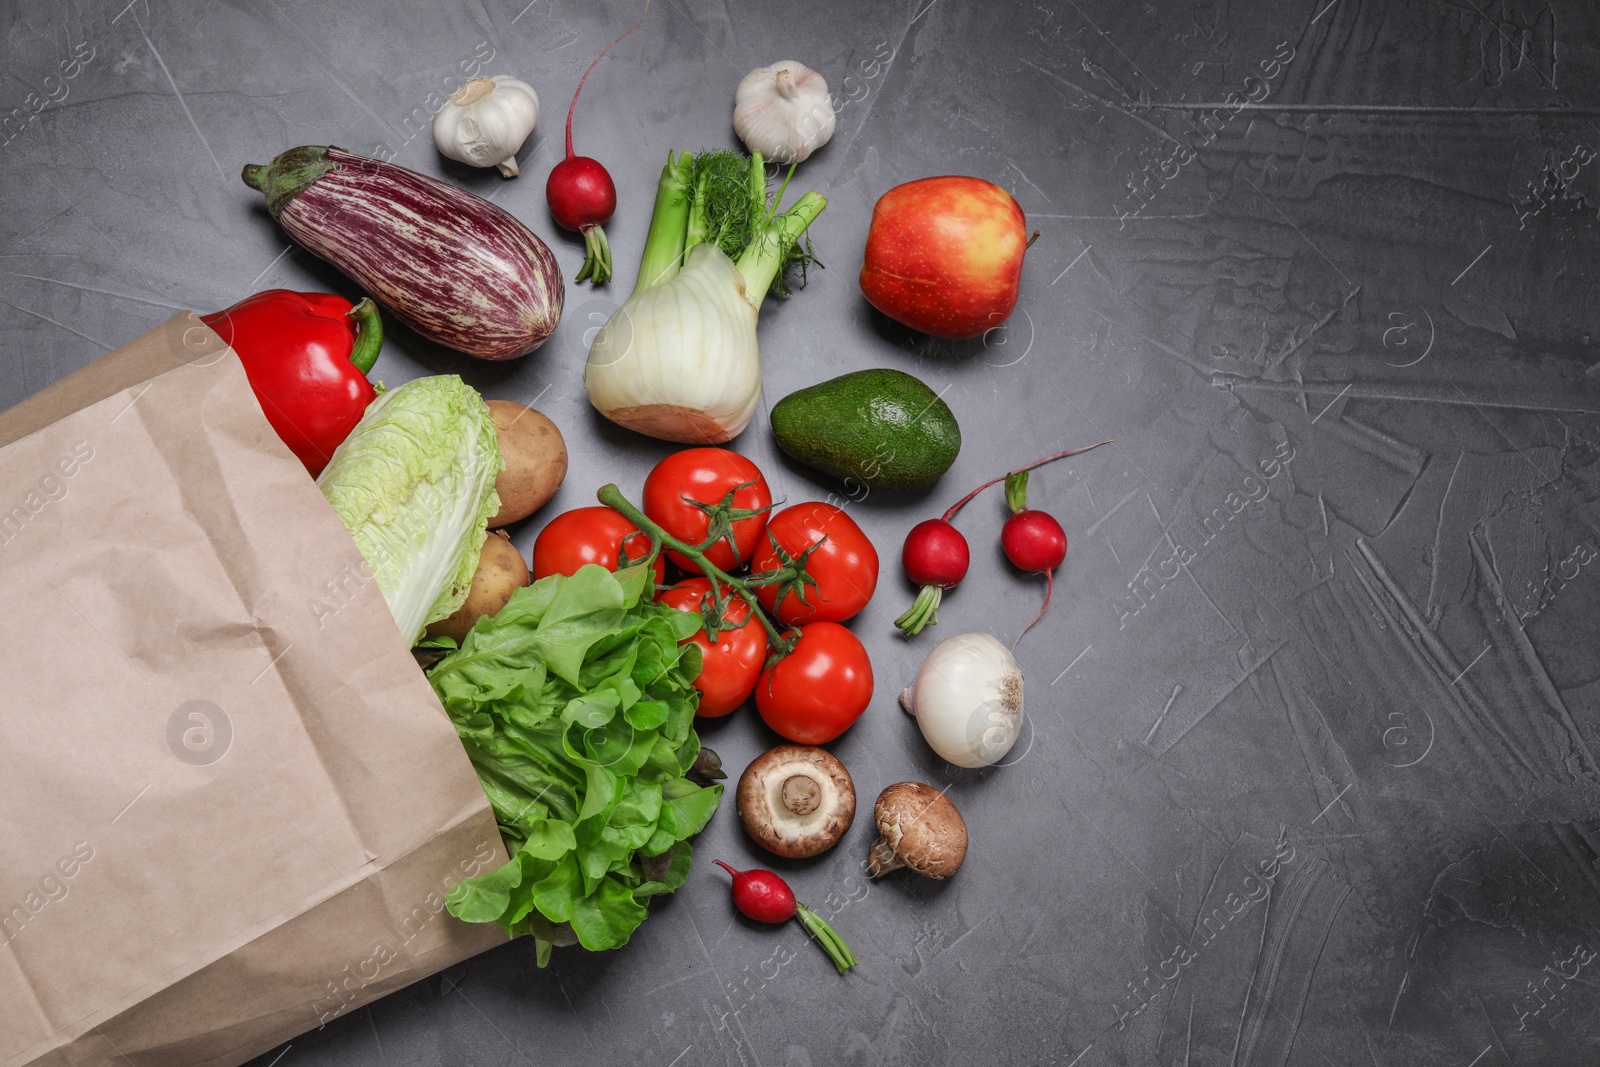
[681,480,777,564]
[940,436,1121,524]
[597,483,798,656]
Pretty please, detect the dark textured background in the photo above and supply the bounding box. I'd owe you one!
[5,0,1600,1064]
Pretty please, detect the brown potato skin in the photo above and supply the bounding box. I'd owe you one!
[424,529,530,643]
[487,399,567,526]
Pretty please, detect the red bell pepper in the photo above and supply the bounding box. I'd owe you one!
[201,289,382,477]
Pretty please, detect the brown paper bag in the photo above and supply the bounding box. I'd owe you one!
[0,315,508,1067]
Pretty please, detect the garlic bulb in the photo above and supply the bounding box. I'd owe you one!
[584,242,762,443]
[900,633,1024,768]
[432,75,539,178]
[733,60,836,164]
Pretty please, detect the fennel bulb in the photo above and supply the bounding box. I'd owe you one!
[584,150,825,443]
[586,243,760,441]
[316,375,503,643]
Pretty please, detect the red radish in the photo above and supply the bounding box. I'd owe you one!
[893,519,971,636]
[714,860,794,923]
[545,0,650,284]
[894,436,1118,637]
[1001,471,1068,645]
[1003,509,1067,573]
[713,861,858,973]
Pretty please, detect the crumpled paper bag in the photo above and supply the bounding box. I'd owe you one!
[0,314,507,1067]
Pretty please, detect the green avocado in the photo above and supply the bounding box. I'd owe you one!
[770,369,961,490]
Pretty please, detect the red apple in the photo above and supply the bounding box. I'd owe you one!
[858,176,1029,339]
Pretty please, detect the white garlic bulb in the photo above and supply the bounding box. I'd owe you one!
[432,75,539,178]
[732,60,836,164]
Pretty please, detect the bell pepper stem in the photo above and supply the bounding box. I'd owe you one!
[346,298,383,375]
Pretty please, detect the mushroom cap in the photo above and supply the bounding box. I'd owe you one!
[736,745,856,859]
[871,782,968,878]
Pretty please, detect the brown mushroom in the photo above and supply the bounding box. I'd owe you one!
[867,782,967,879]
[736,745,856,858]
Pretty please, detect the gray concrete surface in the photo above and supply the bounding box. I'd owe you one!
[4,0,1600,1064]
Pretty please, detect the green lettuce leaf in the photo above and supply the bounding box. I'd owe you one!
[634,841,695,899]
[570,877,650,951]
[430,564,721,961]
[316,375,503,643]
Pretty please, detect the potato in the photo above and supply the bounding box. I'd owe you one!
[424,529,530,643]
[487,400,567,526]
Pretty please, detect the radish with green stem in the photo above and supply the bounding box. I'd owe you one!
[545,0,650,284]
[893,519,970,636]
[1001,470,1068,645]
[713,861,857,973]
[894,437,1119,637]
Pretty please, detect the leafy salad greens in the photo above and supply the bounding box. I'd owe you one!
[428,562,721,965]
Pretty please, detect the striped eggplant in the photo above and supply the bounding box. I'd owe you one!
[242,146,562,360]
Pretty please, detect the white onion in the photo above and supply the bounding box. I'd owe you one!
[899,633,1024,768]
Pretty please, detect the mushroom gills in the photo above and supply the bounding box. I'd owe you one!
[735,744,857,859]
